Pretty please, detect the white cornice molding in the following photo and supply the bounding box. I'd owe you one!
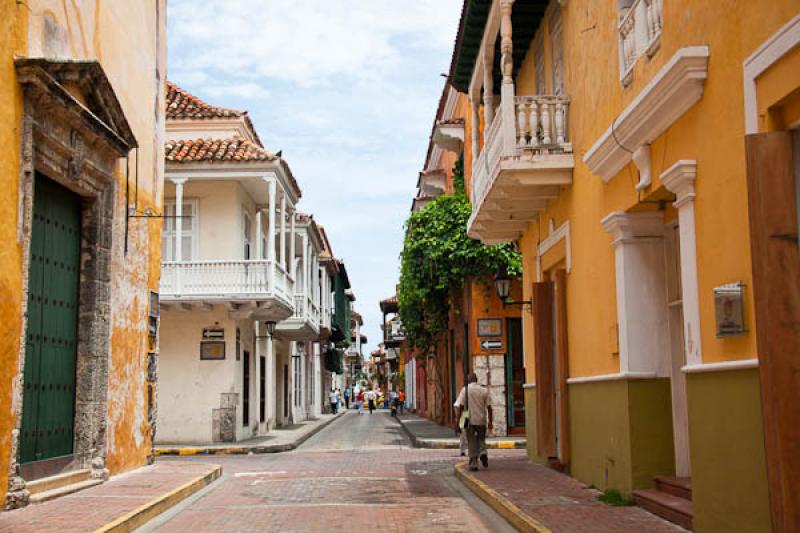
[681,358,759,374]
[743,14,800,134]
[660,160,697,208]
[584,46,710,182]
[537,220,571,273]
[567,371,657,384]
[601,211,664,247]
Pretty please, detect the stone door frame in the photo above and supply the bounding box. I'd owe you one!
[7,58,136,509]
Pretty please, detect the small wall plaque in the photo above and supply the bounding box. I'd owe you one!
[200,341,226,360]
[477,318,503,337]
[714,282,746,338]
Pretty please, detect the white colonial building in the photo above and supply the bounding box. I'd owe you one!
[155,83,334,444]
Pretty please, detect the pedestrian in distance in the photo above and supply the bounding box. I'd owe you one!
[356,390,365,414]
[455,372,493,471]
[398,390,406,415]
[366,389,376,414]
[344,387,351,410]
[329,389,339,414]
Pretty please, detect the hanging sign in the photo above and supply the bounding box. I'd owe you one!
[477,318,502,337]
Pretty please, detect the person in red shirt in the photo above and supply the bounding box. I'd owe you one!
[356,391,365,415]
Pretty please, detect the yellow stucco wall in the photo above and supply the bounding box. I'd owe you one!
[0,0,28,504]
[0,1,166,495]
[513,0,800,383]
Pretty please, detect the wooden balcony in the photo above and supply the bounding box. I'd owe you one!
[275,294,322,340]
[468,94,574,244]
[160,259,294,321]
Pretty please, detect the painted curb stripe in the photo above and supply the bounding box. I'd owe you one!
[152,412,345,456]
[454,463,551,533]
[93,466,222,533]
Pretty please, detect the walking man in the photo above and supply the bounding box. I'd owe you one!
[356,390,365,414]
[366,389,376,414]
[329,389,339,414]
[398,390,406,415]
[455,373,493,471]
[344,387,351,410]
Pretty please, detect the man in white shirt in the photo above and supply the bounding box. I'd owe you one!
[365,389,376,414]
[455,372,493,471]
[329,389,339,414]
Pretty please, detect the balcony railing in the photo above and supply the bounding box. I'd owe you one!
[160,259,294,302]
[618,0,663,82]
[290,293,321,329]
[472,94,572,210]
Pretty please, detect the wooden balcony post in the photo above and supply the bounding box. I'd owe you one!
[256,209,263,259]
[500,0,517,155]
[267,177,277,293]
[483,44,495,137]
[171,178,187,262]
[289,208,296,280]
[301,231,308,302]
[280,191,287,270]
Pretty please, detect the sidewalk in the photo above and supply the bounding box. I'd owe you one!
[154,411,344,456]
[396,412,526,449]
[0,462,220,533]
[455,455,686,533]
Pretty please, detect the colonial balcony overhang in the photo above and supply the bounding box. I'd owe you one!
[418,169,446,198]
[276,214,325,341]
[452,0,574,244]
[432,118,465,153]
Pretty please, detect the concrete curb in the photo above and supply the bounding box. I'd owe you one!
[395,416,526,449]
[454,463,551,533]
[153,412,346,456]
[93,465,222,533]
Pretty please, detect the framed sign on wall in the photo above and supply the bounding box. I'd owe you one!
[477,318,502,337]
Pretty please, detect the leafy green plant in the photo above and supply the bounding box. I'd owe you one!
[397,161,520,353]
[598,489,635,506]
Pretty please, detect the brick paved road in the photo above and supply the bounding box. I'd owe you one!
[141,411,517,533]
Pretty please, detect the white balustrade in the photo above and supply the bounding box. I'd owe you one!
[514,95,571,152]
[471,94,572,211]
[618,0,662,80]
[160,259,291,300]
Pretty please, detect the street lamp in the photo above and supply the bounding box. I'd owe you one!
[493,267,532,309]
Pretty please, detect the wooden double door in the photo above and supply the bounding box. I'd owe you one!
[20,175,82,465]
[533,269,570,468]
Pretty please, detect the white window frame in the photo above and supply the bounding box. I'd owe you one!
[163,199,199,262]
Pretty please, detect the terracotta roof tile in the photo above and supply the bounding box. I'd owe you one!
[166,81,244,119]
[165,137,276,163]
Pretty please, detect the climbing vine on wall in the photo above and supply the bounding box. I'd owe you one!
[397,161,521,353]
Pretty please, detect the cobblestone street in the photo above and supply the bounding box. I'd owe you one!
[140,411,518,532]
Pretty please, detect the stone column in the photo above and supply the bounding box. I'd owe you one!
[301,232,308,307]
[661,160,702,365]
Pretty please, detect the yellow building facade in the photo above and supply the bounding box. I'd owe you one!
[0,1,166,507]
[451,0,799,531]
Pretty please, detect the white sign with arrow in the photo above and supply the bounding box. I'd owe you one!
[480,339,502,350]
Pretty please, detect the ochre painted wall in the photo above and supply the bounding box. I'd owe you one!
[1,1,167,491]
[0,1,27,505]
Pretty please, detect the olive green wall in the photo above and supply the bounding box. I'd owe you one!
[569,378,673,495]
[687,368,771,533]
[523,386,545,463]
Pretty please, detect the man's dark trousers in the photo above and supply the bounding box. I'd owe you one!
[467,425,487,469]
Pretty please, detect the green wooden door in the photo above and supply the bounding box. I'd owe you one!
[20,174,81,464]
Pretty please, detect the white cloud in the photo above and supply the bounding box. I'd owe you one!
[168,0,461,354]
[169,0,459,87]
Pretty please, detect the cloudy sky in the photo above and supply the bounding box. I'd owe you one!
[167,0,462,354]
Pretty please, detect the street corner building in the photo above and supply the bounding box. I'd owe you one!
[156,82,348,444]
[449,0,800,532]
[0,1,167,509]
